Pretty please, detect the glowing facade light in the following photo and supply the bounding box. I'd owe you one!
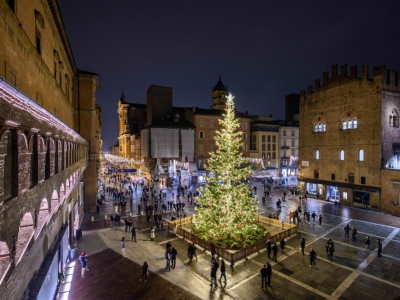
[0,79,87,144]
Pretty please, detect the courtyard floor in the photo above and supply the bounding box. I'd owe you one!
[59,183,400,300]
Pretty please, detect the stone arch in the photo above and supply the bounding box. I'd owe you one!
[37,135,46,183]
[35,198,49,238]
[0,240,11,284]
[28,134,39,188]
[15,212,34,264]
[45,138,55,179]
[17,131,30,192]
[0,129,19,202]
[50,189,59,214]
[66,178,70,191]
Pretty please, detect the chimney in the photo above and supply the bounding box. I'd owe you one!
[350,65,358,78]
[315,79,321,89]
[340,64,348,77]
[323,72,329,85]
[331,64,338,78]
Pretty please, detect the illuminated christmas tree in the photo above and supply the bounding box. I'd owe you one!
[193,94,265,249]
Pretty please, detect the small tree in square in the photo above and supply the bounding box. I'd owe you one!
[192,94,265,249]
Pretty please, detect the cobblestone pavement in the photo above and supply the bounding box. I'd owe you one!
[63,181,400,300]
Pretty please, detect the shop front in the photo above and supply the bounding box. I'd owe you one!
[326,185,340,202]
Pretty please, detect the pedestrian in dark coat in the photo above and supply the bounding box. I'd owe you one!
[266,240,272,258]
[272,243,278,262]
[300,237,306,256]
[131,226,137,242]
[219,259,227,285]
[309,249,317,266]
[260,264,268,289]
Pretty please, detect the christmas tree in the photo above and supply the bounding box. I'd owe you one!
[192,94,266,249]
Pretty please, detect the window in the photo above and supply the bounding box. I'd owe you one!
[342,118,358,130]
[272,136,276,143]
[343,192,348,200]
[267,135,271,142]
[390,110,400,128]
[199,131,204,139]
[314,122,327,132]
[315,149,320,160]
[348,173,354,183]
[291,139,295,147]
[339,150,345,161]
[283,130,286,136]
[358,149,365,161]
[331,173,336,181]
[314,170,319,179]
[360,176,366,184]
[292,130,295,137]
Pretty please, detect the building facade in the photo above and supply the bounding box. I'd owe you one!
[117,78,253,171]
[299,64,400,215]
[0,1,100,299]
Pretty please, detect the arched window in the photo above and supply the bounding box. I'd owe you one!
[339,150,345,161]
[390,109,400,128]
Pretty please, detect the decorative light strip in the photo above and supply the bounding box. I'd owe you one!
[0,79,87,144]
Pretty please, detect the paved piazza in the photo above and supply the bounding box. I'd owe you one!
[61,183,400,300]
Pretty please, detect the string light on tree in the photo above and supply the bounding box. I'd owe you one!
[193,93,266,249]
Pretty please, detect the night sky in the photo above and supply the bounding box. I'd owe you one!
[60,0,400,150]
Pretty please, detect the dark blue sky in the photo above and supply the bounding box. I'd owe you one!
[60,0,400,149]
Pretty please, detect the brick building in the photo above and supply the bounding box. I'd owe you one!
[117,78,253,171]
[0,1,101,299]
[299,64,400,215]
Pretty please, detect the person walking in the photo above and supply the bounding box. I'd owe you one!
[266,240,272,258]
[171,247,178,269]
[210,259,219,288]
[309,249,317,267]
[165,246,171,271]
[311,212,316,223]
[352,227,357,241]
[142,261,149,282]
[272,243,278,262]
[365,236,371,249]
[280,238,286,252]
[219,259,227,286]
[377,239,383,257]
[260,264,268,289]
[150,227,156,241]
[344,224,350,240]
[131,225,137,242]
[120,237,126,257]
[318,214,322,226]
[300,237,306,256]
[79,251,88,278]
[266,262,272,288]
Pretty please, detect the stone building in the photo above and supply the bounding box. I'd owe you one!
[299,64,400,215]
[0,1,100,299]
[117,78,253,171]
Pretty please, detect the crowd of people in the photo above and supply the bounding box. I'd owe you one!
[75,163,388,293]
